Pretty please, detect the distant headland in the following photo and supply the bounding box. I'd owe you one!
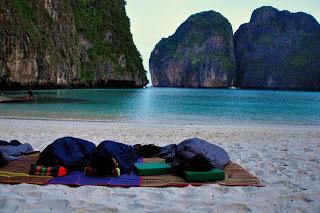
[1,3,319,91]
[149,6,320,91]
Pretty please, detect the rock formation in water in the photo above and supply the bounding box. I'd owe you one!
[149,11,236,88]
[0,0,148,90]
[234,6,320,90]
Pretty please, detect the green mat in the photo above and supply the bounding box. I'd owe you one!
[183,169,225,182]
[135,161,225,183]
[134,162,172,175]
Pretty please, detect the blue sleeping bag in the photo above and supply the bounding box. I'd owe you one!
[37,137,96,171]
[158,138,230,171]
[90,140,138,175]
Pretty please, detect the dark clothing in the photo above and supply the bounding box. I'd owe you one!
[0,152,8,167]
[157,138,230,170]
[0,142,34,167]
[37,137,96,171]
[0,140,22,146]
[0,143,34,161]
[89,140,138,176]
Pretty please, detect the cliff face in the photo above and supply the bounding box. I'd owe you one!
[0,0,148,90]
[149,11,236,88]
[234,6,320,90]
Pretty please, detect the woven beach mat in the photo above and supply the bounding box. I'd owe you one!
[217,162,265,187]
[0,153,53,185]
[0,155,264,187]
[141,158,265,187]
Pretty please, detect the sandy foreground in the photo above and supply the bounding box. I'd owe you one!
[0,118,319,213]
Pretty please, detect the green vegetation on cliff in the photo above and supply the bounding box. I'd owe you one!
[11,0,54,49]
[234,6,320,90]
[152,11,234,68]
[149,11,236,88]
[71,0,147,81]
[1,0,148,89]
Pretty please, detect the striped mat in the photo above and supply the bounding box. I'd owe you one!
[0,153,53,185]
[0,154,264,187]
[141,157,265,187]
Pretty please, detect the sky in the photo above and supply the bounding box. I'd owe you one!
[126,0,320,83]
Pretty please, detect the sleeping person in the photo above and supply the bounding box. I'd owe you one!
[85,140,138,177]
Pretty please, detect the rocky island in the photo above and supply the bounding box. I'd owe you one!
[149,11,236,88]
[234,6,320,90]
[150,7,320,91]
[0,0,148,90]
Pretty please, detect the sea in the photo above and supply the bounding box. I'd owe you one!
[0,88,319,126]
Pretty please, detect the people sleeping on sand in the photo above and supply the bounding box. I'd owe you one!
[35,137,230,177]
[137,138,230,173]
[36,137,139,177]
[85,140,139,177]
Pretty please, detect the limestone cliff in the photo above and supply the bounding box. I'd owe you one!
[234,6,320,90]
[0,0,148,90]
[149,11,236,88]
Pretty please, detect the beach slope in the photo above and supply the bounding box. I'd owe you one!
[0,119,319,212]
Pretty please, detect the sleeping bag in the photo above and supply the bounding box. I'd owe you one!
[87,140,138,176]
[37,137,96,171]
[158,138,230,171]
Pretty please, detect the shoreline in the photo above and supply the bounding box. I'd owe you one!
[2,87,320,92]
[0,116,319,129]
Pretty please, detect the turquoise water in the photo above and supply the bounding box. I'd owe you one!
[0,88,319,125]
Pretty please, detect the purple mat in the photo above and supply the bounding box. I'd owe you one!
[47,159,143,187]
[48,171,141,187]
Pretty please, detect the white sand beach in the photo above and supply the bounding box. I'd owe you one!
[0,118,319,212]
